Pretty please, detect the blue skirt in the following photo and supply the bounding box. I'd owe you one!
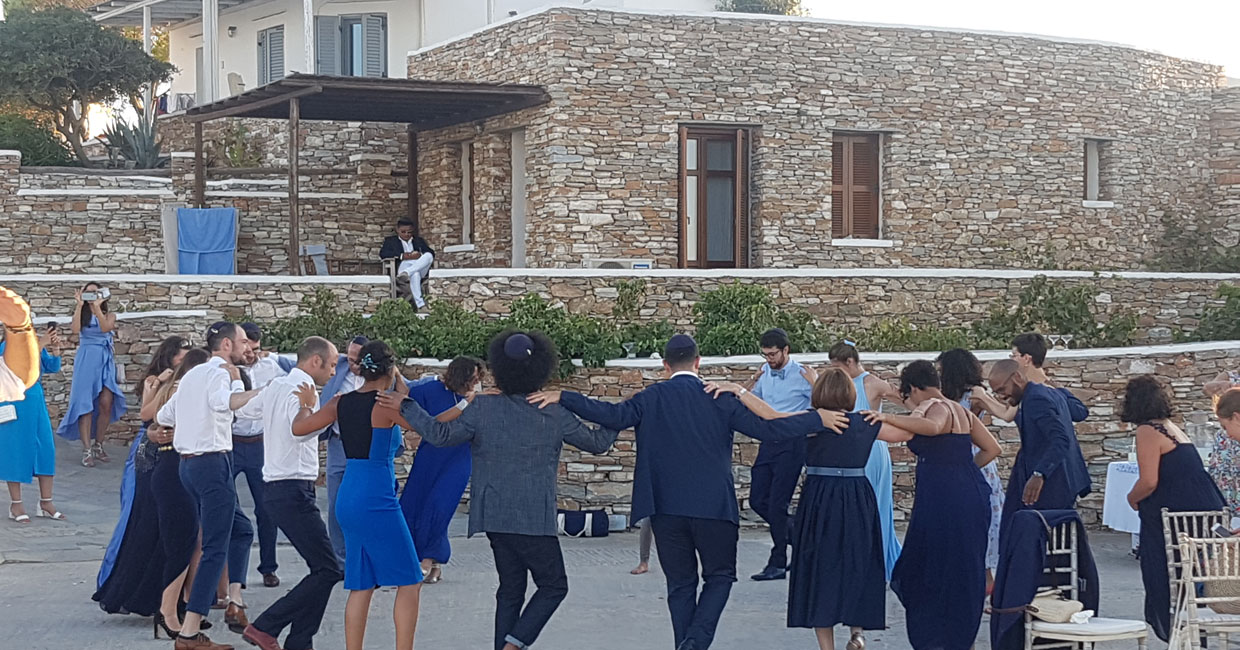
[400,440,471,564]
[864,440,903,581]
[56,337,126,440]
[338,458,423,590]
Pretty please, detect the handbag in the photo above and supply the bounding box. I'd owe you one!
[1204,577,1240,614]
[1029,587,1084,623]
[556,509,609,537]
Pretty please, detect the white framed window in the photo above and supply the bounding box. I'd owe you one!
[460,141,474,245]
[256,25,285,86]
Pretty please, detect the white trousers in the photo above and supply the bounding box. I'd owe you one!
[397,253,433,307]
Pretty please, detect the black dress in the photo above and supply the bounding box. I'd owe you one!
[787,412,886,630]
[1137,422,1226,641]
[92,436,166,616]
[151,445,198,589]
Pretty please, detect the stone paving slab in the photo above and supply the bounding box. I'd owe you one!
[0,440,1159,649]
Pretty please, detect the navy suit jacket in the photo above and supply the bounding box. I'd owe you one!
[560,373,824,524]
[1011,382,1092,504]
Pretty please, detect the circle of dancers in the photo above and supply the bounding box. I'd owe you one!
[1,281,1237,650]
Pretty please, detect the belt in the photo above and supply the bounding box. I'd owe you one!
[805,466,866,477]
[157,445,174,452]
[233,435,264,443]
[180,450,228,460]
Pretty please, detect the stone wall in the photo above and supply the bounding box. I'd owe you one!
[0,274,390,323]
[409,8,1227,270]
[1212,88,1240,243]
[159,115,408,169]
[428,268,1240,343]
[400,341,1240,525]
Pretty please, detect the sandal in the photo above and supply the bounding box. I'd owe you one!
[81,448,95,468]
[37,498,65,520]
[846,632,866,650]
[425,563,443,584]
[7,501,30,524]
[92,441,110,462]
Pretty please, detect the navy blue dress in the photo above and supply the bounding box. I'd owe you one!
[335,391,423,590]
[892,403,989,649]
[399,380,472,564]
[788,412,886,630]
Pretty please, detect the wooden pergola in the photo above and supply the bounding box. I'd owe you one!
[182,74,549,274]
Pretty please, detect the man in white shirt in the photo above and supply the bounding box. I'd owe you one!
[234,336,342,650]
[232,322,290,589]
[157,322,261,650]
[378,220,435,309]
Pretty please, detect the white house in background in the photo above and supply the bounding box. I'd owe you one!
[86,0,715,108]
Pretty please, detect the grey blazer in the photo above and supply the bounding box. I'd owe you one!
[400,393,619,538]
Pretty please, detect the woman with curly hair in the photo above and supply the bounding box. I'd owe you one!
[1124,374,1224,641]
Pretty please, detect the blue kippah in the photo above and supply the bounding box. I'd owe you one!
[504,333,535,359]
[666,334,696,351]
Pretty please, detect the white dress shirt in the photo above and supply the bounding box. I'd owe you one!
[234,368,323,482]
[400,238,414,254]
[233,356,289,438]
[158,356,245,455]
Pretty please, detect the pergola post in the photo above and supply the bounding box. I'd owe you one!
[289,96,302,275]
[407,125,419,235]
[193,121,205,207]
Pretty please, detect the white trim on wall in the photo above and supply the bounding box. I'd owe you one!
[34,309,211,325]
[16,188,176,197]
[0,274,390,285]
[425,267,1240,282]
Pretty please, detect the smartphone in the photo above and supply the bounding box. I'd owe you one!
[45,321,58,332]
[1214,524,1233,538]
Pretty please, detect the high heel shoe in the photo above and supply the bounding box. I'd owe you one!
[154,613,181,639]
[7,501,30,524]
[37,498,65,520]
[176,600,213,630]
[846,632,866,650]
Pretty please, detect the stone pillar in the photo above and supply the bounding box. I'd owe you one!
[0,150,21,208]
[169,151,196,205]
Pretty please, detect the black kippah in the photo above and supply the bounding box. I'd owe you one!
[503,333,535,359]
[666,334,696,351]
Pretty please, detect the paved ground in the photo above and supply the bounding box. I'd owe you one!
[0,441,1158,650]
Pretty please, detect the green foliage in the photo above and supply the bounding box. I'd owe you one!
[1150,214,1240,273]
[219,123,263,168]
[101,117,167,169]
[0,7,175,165]
[850,318,973,354]
[1181,285,1240,342]
[0,113,73,165]
[692,282,829,356]
[716,0,804,15]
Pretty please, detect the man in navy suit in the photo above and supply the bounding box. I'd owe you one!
[320,335,367,566]
[529,335,844,650]
[989,358,1092,539]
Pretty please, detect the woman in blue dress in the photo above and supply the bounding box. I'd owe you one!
[57,282,126,467]
[828,341,903,581]
[2,324,64,523]
[295,341,423,650]
[865,360,1000,650]
[399,356,485,584]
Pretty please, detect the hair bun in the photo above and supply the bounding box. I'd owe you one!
[503,333,535,360]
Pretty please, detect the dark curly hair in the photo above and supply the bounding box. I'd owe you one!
[937,348,983,402]
[1120,375,1174,424]
[488,330,557,395]
[356,341,397,382]
[899,360,941,399]
[443,356,485,395]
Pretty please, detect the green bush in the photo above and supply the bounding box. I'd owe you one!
[692,282,829,356]
[0,113,73,165]
[1181,284,1240,342]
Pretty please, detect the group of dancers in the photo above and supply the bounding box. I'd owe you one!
[4,274,1238,650]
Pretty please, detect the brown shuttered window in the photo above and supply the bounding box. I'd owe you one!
[831,133,881,239]
[678,126,752,268]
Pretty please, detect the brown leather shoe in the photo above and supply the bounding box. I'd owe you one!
[262,573,280,588]
[241,625,281,650]
[173,632,234,650]
[224,603,249,634]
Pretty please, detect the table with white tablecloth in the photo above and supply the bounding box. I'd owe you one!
[1102,461,1141,551]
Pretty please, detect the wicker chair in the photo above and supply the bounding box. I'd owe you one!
[1172,536,1240,649]
[1024,520,1149,650]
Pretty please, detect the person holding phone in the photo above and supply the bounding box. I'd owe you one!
[56,282,126,467]
[1124,375,1225,641]
[2,322,65,523]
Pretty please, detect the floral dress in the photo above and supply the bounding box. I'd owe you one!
[1207,373,1240,516]
[962,390,1005,571]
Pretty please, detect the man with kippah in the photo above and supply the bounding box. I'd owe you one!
[529,334,847,650]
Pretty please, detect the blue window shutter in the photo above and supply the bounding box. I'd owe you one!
[257,30,268,86]
[315,15,341,76]
[363,14,386,77]
[268,26,285,83]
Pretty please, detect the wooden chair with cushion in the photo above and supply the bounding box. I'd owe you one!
[1024,521,1149,650]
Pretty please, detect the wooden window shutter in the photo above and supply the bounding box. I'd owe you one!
[831,140,846,238]
[267,26,285,84]
[363,14,387,77]
[314,16,341,76]
[734,128,751,268]
[851,135,880,239]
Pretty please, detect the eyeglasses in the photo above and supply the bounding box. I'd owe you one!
[761,350,784,360]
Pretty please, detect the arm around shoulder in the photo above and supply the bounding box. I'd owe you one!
[559,406,619,454]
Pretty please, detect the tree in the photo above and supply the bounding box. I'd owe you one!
[0,7,174,165]
[716,0,806,15]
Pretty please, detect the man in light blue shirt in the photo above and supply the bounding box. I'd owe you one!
[745,328,813,581]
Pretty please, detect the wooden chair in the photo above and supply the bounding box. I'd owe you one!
[1024,521,1149,650]
[1163,509,1232,647]
[300,244,329,275]
[382,257,430,303]
[1173,536,1240,649]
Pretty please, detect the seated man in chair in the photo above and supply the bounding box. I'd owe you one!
[380,219,435,309]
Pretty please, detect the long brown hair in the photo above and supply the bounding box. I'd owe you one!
[137,336,192,402]
[78,281,111,329]
[151,348,211,414]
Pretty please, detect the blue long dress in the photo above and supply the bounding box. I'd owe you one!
[336,391,423,590]
[852,371,902,581]
[93,425,165,615]
[97,433,142,588]
[891,400,989,649]
[399,379,472,564]
[56,315,126,440]
[0,344,60,483]
[788,412,886,630]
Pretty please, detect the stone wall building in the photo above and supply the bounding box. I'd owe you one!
[405,7,1236,270]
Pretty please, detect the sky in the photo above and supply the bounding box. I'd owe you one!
[800,0,1240,76]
